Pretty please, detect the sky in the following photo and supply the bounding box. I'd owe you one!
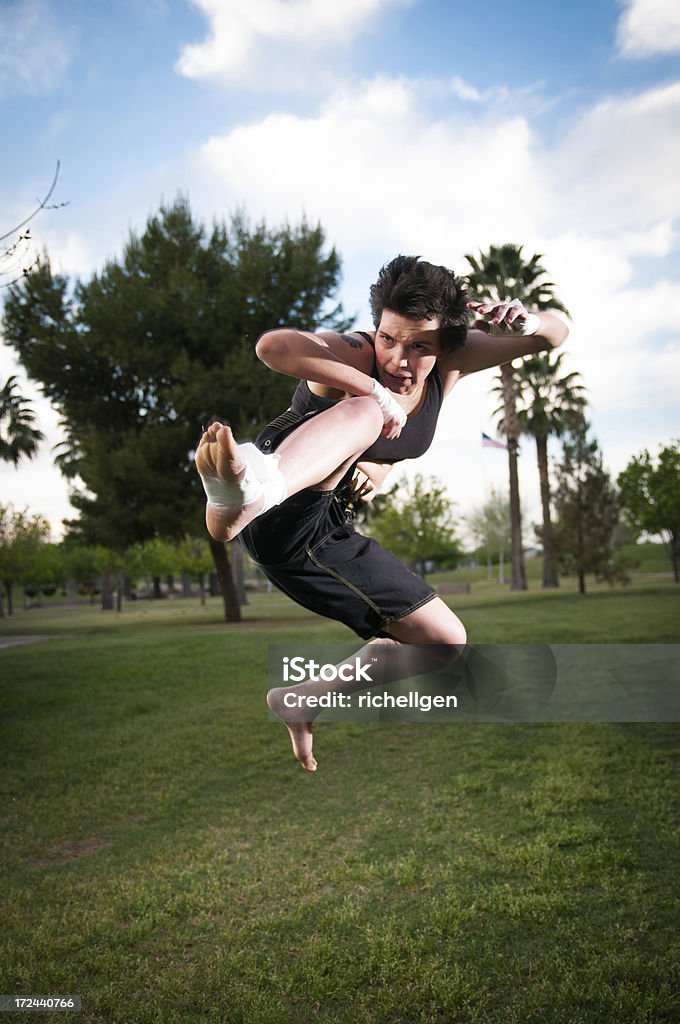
[1,0,679,544]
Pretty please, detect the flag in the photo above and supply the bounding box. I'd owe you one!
[482,432,508,451]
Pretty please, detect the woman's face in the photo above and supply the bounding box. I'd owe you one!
[374,310,441,395]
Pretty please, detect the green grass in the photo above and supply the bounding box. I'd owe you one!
[1,580,679,1023]
[2,552,679,643]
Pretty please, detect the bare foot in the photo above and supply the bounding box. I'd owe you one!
[267,687,318,772]
[195,423,264,542]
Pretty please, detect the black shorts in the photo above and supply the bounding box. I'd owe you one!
[239,410,437,640]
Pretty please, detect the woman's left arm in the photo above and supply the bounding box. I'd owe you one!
[440,300,569,383]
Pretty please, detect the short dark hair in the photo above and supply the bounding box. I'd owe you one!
[369,255,469,352]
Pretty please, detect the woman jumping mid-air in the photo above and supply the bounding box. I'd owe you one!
[195,256,568,771]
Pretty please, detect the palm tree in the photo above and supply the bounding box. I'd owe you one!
[0,375,44,465]
[494,352,587,587]
[465,244,570,591]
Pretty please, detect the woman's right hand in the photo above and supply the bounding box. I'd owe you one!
[369,380,407,439]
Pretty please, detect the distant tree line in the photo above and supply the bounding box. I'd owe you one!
[0,505,219,617]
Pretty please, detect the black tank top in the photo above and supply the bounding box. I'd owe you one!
[289,332,444,463]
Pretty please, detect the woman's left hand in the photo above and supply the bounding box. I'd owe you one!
[467,299,539,336]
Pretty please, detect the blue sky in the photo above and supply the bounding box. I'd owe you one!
[1,0,679,539]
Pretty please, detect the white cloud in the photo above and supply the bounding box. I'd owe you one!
[617,0,680,57]
[0,0,73,97]
[537,80,680,430]
[196,75,680,273]
[176,0,410,86]
[541,82,680,233]
[36,229,95,280]
[199,76,545,262]
[449,74,514,106]
[536,226,680,427]
[450,75,483,102]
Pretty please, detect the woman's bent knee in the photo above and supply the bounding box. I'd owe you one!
[343,395,384,435]
[387,598,467,649]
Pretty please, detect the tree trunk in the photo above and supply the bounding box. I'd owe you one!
[670,530,679,583]
[507,442,527,591]
[152,575,163,599]
[181,570,192,598]
[101,571,114,610]
[5,581,13,615]
[576,482,586,594]
[536,433,559,588]
[209,537,241,622]
[501,362,527,591]
[230,541,248,605]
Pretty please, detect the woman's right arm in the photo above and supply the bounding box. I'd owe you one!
[255,329,376,398]
[256,329,407,438]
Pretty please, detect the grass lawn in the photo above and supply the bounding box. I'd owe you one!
[1,574,679,1023]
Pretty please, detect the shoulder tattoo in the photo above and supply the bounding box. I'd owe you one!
[338,333,363,350]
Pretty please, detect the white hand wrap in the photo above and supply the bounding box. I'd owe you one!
[488,301,541,337]
[200,442,287,513]
[370,380,407,428]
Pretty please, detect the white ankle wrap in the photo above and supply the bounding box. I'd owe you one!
[201,442,287,513]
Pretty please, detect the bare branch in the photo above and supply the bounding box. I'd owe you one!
[0,160,68,244]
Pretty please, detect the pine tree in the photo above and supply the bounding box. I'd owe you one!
[3,196,347,622]
[552,421,626,594]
